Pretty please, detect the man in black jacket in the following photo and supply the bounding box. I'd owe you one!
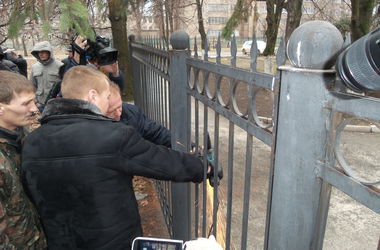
[106,82,171,147]
[3,48,28,77]
[21,66,204,250]
[0,47,19,73]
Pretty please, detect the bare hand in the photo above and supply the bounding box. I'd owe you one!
[74,35,88,50]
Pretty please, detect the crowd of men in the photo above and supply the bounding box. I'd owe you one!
[0,38,218,249]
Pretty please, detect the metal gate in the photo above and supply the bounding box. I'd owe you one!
[128,27,380,249]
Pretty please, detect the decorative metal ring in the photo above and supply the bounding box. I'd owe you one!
[196,70,207,94]
[251,87,273,129]
[205,73,216,100]
[334,117,380,185]
[216,76,229,107]
[189,67,199,90]
[230,81,244,116]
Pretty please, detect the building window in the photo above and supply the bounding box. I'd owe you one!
[208,30,221,37]
[208,17,228,24]
[208,4,229,11]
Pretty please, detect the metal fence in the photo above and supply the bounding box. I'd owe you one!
[129,27,379,249]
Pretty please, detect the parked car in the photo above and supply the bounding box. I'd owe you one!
[242,40,266,55]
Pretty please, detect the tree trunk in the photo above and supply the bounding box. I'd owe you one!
[252,1,259,34]
[107,0,134,100]
[263,0,285,56]
[12,38,16,49]
[351,0,376,42]
[195,0,207,49]
[130,0,144,39]
[284,0,303,44]
[21,36,28,56]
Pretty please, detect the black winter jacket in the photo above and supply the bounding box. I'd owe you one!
[121,103,171,147]
[21,98,203,250]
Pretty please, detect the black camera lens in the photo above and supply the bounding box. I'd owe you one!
[336,26,380,92]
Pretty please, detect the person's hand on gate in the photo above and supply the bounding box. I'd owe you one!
[190,143,223,187]
[206,148,223,187]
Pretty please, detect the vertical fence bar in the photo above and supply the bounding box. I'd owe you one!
[202,105,208,237]
[194,99,200,238]
[241,134,253,250]
[212,113,220,237]
[225,121,234,250]
[169,31,192,241]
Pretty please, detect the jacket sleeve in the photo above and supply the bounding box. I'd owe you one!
[118,126,203,183]
[125,104,172,147]
[109,70,125,91]
[30,67,38,88]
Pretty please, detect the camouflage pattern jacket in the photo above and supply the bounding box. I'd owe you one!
[0,127,46,249]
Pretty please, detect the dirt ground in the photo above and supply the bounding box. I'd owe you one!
[133,177,170,238]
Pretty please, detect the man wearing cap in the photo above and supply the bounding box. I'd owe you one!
[30,41,63,106]
[61,46,73,66]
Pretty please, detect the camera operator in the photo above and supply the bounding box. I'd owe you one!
[61,35,125,91]
[86,36,125,91]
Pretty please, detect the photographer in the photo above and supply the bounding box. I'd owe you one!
[61,35,125,91]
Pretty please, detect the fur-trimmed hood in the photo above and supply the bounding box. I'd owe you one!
[40,98,112,124]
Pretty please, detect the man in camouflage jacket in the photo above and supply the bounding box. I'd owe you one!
[0,71,46,249]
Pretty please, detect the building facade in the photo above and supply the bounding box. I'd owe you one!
[127,0,351,41]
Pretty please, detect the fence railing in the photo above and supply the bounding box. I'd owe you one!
[129,23,380,250]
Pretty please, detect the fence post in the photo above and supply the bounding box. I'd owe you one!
[168,30,191,241]
[267,21,343,249]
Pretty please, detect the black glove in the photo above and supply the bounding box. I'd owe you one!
[206,149,223,187]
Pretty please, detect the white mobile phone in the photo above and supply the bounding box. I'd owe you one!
[132,237,183,250]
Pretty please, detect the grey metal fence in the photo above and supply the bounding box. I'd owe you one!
[129,25,379,249]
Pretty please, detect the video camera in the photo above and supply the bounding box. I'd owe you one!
[71,34,118,66]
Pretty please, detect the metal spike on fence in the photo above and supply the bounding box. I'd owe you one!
[231,34,237,67]
[194,37,198,59]
[250,33,258,71]
[276,36,286,67]
[204,37,209,61]
[216,33,221,64]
